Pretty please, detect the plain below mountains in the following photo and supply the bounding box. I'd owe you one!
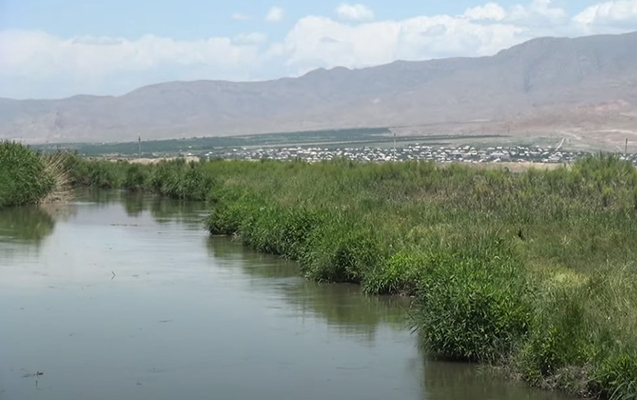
[2,31,637,149]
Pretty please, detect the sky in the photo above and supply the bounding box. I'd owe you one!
[1,0,636,99]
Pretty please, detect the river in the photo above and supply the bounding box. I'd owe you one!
[0,190,573,400]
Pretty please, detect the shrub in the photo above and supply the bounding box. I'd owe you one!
[363,251,425,295]
[301,221,388,284]
[123,164,149,191]
[414,240,532,362]
[519,287,592,382]
[0,141,54,207]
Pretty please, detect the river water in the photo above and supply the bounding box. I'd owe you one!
[0,191,572,400]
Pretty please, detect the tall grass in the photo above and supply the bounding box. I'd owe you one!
[0,141,55,208]
[71,155,637,399]
[63,156,215,200]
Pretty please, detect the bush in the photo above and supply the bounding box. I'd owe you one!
[0,141,54,207]
[519,287,591,381]
[86,161,124,188]
[363,251,425,295]
[301,222,388,284]
[238,205,326,259]
[206,186,258,235]
[415,240,532,362]
[123,164,149,191]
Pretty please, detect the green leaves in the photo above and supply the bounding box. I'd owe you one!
[0,141,54,208]
[414,243,531,363]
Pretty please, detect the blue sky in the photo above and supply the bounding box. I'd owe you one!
[1,0,636,98]
[0,0,604,39]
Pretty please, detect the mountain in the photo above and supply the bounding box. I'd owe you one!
[2,31,637,147]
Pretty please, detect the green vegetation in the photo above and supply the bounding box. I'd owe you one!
[0,141,55,208]
[64,157,215,200]
[66,155,637,399]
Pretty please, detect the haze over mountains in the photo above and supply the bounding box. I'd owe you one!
[2,31,636,148]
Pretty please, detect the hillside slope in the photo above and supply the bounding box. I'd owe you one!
[1,31,636,146]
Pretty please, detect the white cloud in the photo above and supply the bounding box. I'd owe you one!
[282,17,399,70]
[462,0,566,26]
[279,14,529,73]
[574,0,637,27]
[0,30,262,83]
[265,7,284,22]
[463,3,507,21]
[336,4,375,21]
[1,0,637,98]
[233,32,268,45]
[232,13,251,21]
[507,0,567,26]
[275,0,615,75]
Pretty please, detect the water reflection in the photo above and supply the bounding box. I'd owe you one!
[73,187,123,205]
[147,196,206,225]
[0,189,206,249]
[206,236,413,340]
[74,188,209,225]
[123,191,145,217]
[0,205,56,244]
[422,361,572,400]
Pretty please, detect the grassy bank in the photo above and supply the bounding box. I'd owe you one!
[0,142,55,208]
[70,156,637,399]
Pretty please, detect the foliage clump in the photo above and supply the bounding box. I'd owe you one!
[0,141,54,208]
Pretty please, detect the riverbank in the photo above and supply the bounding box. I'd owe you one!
[59,156,637,399]
[2,189,571,400]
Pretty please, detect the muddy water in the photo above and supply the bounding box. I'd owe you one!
[0,191,573,400]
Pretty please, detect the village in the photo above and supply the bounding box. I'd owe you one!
[201,143,636,165]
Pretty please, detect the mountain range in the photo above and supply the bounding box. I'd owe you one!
[2,31,637,148]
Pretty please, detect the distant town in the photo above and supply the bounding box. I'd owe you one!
[40,127,636,165]
[197,144,635,165]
